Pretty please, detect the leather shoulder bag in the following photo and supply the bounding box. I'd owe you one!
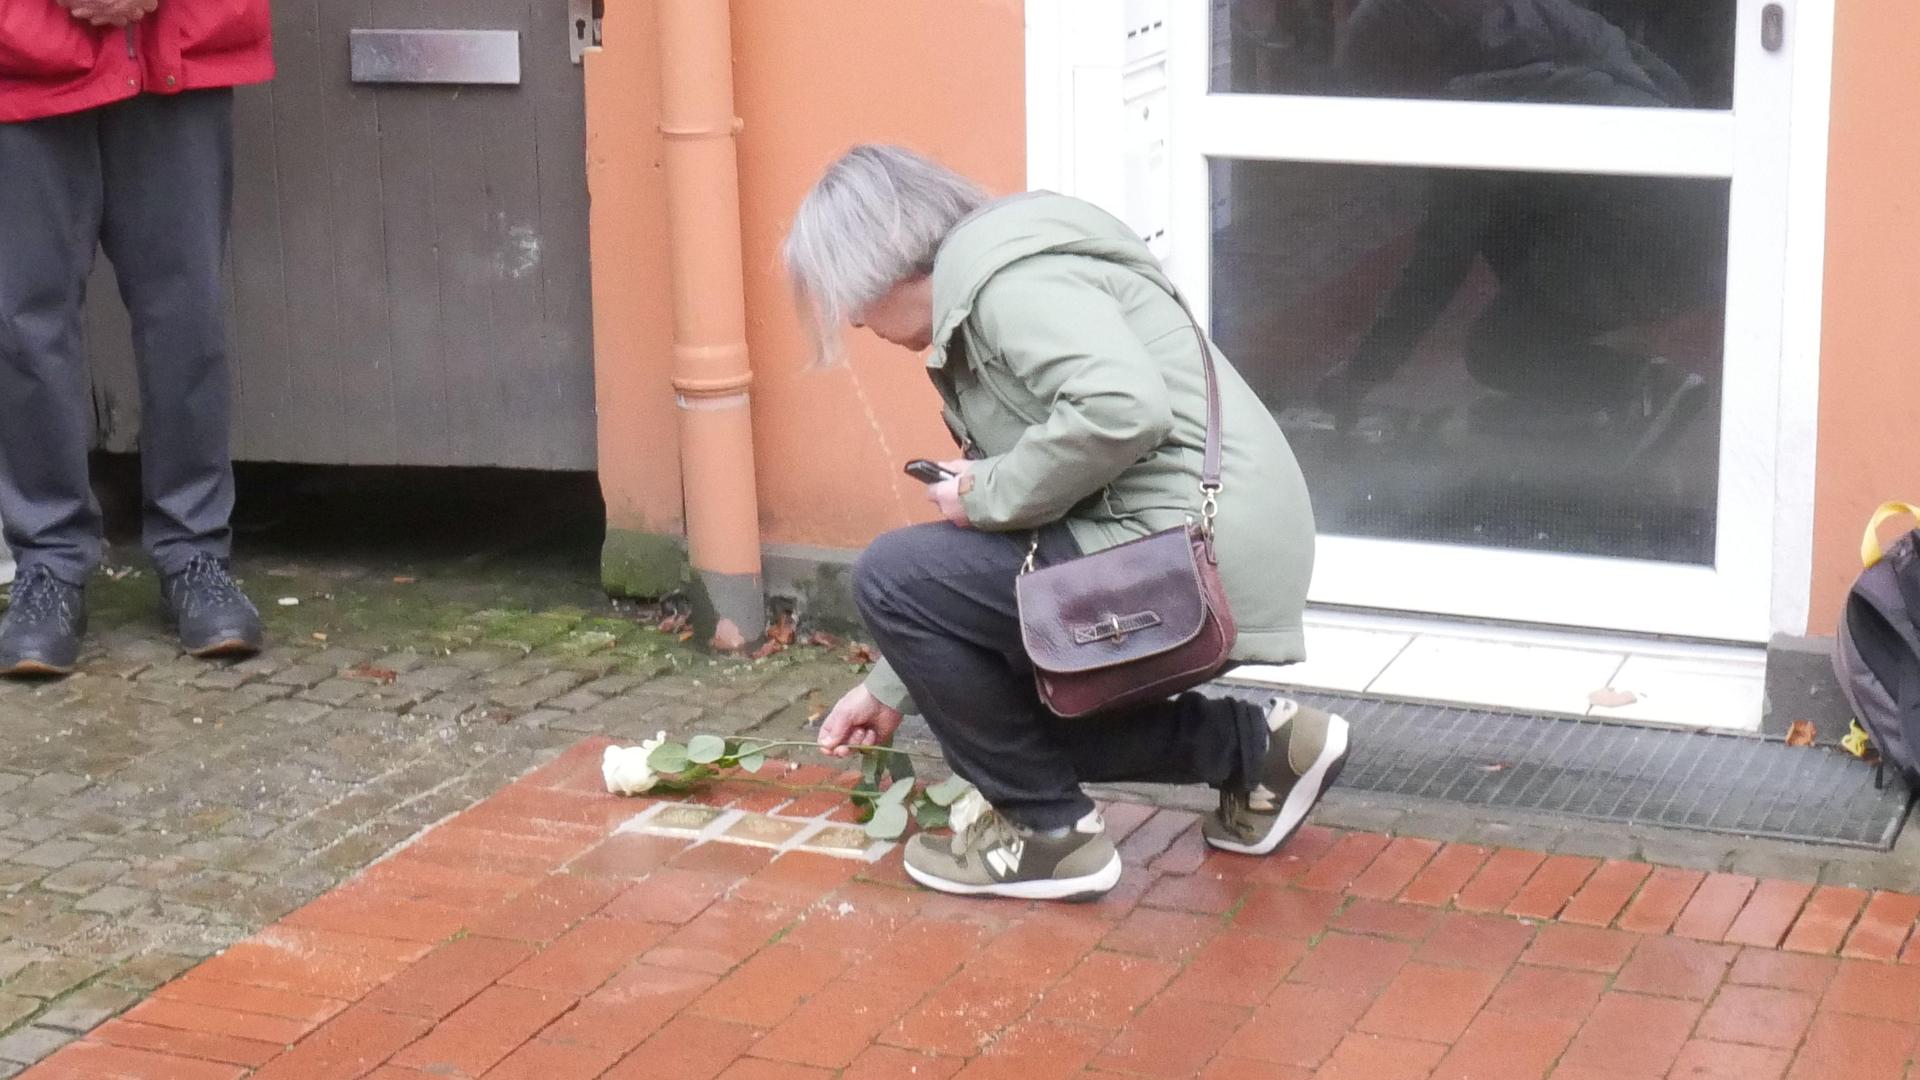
[1014,296,1237,718]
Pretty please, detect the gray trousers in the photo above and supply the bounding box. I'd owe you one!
[853,521,1269,831]
[0,90,237,586]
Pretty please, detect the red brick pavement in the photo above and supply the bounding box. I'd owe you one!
[24,738,1920,1079]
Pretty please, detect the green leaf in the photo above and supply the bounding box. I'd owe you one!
[737,751,766,774]
[881,778,915,805]
[686,734,727,765]
[913,800,950,830]
[865,802,910,840]
[886,752,916,785]
[648,742,691,774]
[925,776,972,807]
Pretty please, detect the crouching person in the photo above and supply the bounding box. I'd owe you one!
[784,146,1348,900]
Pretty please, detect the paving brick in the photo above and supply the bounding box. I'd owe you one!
[1347,837,1440,901]
[1314,1031,1448,1080]
[841,1045,965,1080]
[1356,961,1500,1043]
[1520,924,1638,973]
[1722,878,1814,948]
[151,976,348,1027]
[10,840,95,870]
[1695,985,1816,1049]
[26,1040,246,1079]
[600,868,734,925]
[1666,1039,1792,1080]
[1618,866,1707,934]
[122,997,317,1045]
[1727,948,1837,994]
[1822,957,1920,1024]
[1330,897,1443,941]
[1298,832,1392,893]
[1229,885,1342,939]
[1842,891,1920,961]
[1784,1011,1918,1080]
[541,964,715,1054]
[3,959,100,1000]
[603,1014,764,1080]
[1415,911,1536,972]
[1673,873,1758,941]
[247,1004,435,1080]
[1558,992,1701,1076]
[1114,810,1201,866]
[1098,906,1219,961]
[1090,996,1244,1079]
[1504,854,1600,920]
[88,1018,282,1067]
[1031,950,1179,1029]
[391,984,576,1078]
[1484,964,1608,1023]
[1455,848,1547,913]
[885,970,1041,1058]
[1247,824,1340,886]
[1613,936,1736,1002]
[1219,981,1370,1069]
[1288,932,1414,996]
[38,859,131,896]
[33,983,139,1032]
[685,945,848,1029]
[1560,859,1653,927]
[1781,885,1869,955]
[361,934,537,1019]
[0,1025,70,1067]
[1396,843,1491,907]
[1139,868,1247,915]
[750,978,916,1069]
[1430,1012,1578,1080]
[497,917,667,997]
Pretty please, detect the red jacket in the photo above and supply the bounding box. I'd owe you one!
[0,0,273,123]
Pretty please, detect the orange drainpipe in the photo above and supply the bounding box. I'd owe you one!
[656,0,764,650]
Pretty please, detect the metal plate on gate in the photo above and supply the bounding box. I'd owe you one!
[349,29,521,86]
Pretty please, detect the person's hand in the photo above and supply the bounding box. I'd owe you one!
[61,0,156,27]
[815,685,904,759]
[925,458,973,528]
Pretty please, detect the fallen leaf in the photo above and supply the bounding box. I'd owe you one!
[769,611,797,647]
[808,631,843,649]
[846,643,877,665]
[1786,719,1818,747]
[806,696,828,725]
[311,632,328,642]
[347,663,399,685]
[751,640,785,660]
[1588,688,1637,708]
[677,629,694,642]
[658,611,691,635]
[392,576,416,585]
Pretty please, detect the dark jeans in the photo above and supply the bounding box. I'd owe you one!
[853,521,1269,831]
[1465,292,1651,408]
[0,90,238,586]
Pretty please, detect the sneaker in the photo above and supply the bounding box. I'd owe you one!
[903,805,1122,901]
[0,566,87,677]
[161,554,264,659]
[1204,699,1350,855]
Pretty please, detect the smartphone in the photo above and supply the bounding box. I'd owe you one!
[903,459,955,483]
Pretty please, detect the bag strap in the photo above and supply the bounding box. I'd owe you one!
[1161,289,1223,532]
[1863,501,1920,568]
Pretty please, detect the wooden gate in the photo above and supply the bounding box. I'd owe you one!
[85,0,597,471]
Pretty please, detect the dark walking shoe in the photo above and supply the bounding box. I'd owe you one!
[161,555,264,659]
[1205,699,1350,855]
[0,566,87,677]
[904,803,1121,901]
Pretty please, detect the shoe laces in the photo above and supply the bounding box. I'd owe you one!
[171,555,248,613]
[1214,787,1257,842]
[3,566,74,626]
[951,807,1021,861]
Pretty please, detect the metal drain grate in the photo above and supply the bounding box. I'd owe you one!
[1217,684,1912,850]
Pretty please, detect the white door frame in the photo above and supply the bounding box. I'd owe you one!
[1026,0,1833,641]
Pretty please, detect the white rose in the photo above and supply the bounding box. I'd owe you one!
[603,731,669,796]
[947,786,990,835]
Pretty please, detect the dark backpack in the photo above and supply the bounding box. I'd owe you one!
[1835,502,1920,789]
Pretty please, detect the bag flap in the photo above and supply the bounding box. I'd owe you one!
[1016,527,1209,675]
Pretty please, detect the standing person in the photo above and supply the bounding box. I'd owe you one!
[784,146,1348,901]
[0,0,271,675]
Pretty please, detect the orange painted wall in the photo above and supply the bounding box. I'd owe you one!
[584,3,682,540]
[587,0,1025,556]
[1808,0,1920,633]
[733,0,1026,550]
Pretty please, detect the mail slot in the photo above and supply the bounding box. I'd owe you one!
[348,29,521,85]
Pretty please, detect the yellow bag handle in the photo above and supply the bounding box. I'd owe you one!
[1861,502,1920,568]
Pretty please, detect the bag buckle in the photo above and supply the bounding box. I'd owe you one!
[1200,482,1222,538]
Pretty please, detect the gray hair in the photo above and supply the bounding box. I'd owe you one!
[783,145,990,363]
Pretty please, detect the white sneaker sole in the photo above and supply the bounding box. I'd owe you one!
[902,849,1123,902]
[1207,712,1351,856]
